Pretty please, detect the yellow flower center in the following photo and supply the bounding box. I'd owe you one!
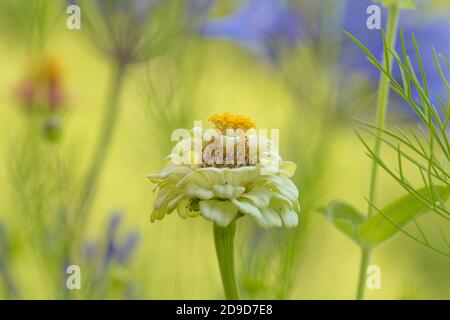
[209,113,256,134]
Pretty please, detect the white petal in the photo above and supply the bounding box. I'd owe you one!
[260,207,282,228]
[281,208,299,228]
[154,187,172,210]
[213,184,245,199]
[151,206,166,222]
[280,161,297,177]
[167,194,184,213]
[193,168,226,187]
[262,175,298,203]
[213,184,235,199]
[223,167,259,186]
[270,192,293,208]
[232,186,246,198]
[231,198,263,221]
[147,174,162,184]
[177,200,190,218]
[185,183,214,200]
[241,186,271,207]
[176,200,198,219]
[199,200,238,227]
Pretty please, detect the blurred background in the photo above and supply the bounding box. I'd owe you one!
[0,0,449,299]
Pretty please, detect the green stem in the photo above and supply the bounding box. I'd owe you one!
[356,5,400,300]
[213,221,240,300]
[356,248,371,300]
[72,62,127,238]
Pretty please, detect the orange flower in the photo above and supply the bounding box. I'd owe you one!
[16,56,66,112]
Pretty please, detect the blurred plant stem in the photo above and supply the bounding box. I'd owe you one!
[356,4,400,300]
[213,221,240,300]
[71,61,128,246]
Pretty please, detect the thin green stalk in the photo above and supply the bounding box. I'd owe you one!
[72,61,127,238]
[213,221,240,300]
[356,247,371,300]
[357,5,400,300]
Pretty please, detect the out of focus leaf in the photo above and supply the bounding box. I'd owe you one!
[320,200,366,244]
[375,0,416,9]
[360,186,450,247]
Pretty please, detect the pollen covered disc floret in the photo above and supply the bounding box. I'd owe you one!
[148,113,300,228]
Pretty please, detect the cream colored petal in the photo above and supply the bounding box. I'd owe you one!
[213,184,235,199]
[223,167,259,186]
[167,194,184,214]
[199,200,238,227]
[174,171,195,189]
[149,165,192,186]
[153,187,173,210]
[260,207,282,228]
[193,168,226,187]
[280,208,299,228]
[152,180,171,192]
[270,192,293,209]
[213,184,245,199]
[241,186,271,207]
[177,200,190,218]
[279,161,297,178]
[185,183,214,200]
[261,175,298,203]
[147,173,164,184]
[161,164,191,181]
[231,198,264,222]
[176,199,199,219]
[151,205,167,222]
[232,186,246,198]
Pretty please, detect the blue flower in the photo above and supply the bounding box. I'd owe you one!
[187,0,216,17]
[199,0,303,61]
[82,211,140,268]
[79,212,140,298]
[340,0,450,115]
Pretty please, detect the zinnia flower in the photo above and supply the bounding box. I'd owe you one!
[148,113,300,228]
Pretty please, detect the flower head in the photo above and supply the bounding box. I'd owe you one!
[16,56,66,112]
[80,211,140,298]
[148,114,300,228]
[82,211,139,270]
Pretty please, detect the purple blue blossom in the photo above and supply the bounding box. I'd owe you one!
[340,0,450,115]
[83,211,140,268]
[199,0,304,61]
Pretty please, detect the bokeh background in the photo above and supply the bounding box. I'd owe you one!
[0,0,449,299]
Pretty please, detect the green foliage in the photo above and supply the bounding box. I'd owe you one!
[319,201,366,244]
[322,186,450,250]
[0,0,62,52]
[79,0,197,64]
[375,0,417,9]
[361,186,450,246]
[340,29,450,257]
